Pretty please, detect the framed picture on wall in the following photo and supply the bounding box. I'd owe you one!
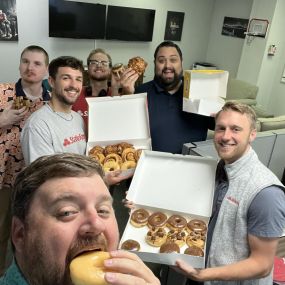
[164,11,184,41]
[0,0,18,41]
[222,16,249,39]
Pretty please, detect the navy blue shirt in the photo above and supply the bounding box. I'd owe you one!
[135,79,214,154]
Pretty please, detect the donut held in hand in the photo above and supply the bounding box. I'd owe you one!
[70,251,111,285]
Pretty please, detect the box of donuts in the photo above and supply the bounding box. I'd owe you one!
[86,93,151,177]
[119,150,217,268]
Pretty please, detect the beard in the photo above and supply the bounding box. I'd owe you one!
[154,68,183,91]
[20,231,107,285]
[55,88,80,106]
[89,70,110,82]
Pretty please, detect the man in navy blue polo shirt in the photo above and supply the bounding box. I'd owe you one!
[135,41,214,154]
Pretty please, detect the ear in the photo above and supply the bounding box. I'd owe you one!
[249,129,257,143]
[11,217,26,254]
[48,76,55,89]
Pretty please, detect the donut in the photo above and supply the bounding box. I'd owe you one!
[159,241,180,253]
[121,160,136,170]
[166,229,187,247]
[130,208,150,227]
[184,246,204,257]
[13,96,30,109]
[128,57,148,76]
[167,214,187,231]
[103,153,122,165]
[116,142,133,155]
[104,145,118,156]
[186,234,205,249]
[187,219,207,233]
[147,212,167,229]
[122,147,136,162]
[70,251,111,285]
[103,161,120,172]
[89,152,105,165]
[111,63,125,77]
[146,227,167,247]
[89,145,104,155]
[121,239,140,251]
[134,149,142,162]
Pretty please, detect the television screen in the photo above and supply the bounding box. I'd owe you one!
[106,6,155,41]
[49,0,106,39]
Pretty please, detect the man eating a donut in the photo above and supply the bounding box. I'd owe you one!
[0,153,160,285]
[175,102,285,285]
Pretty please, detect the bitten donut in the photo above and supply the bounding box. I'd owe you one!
[130,208,150,227]
[70,251,111,285]
[159,241,180,253]
[121,239,140,251]
[187,219,207,233]
[146,227,167,247]
[121,160,136,170]
[147,212,167,229]
[184,246,204,257]
[167,214,187,231]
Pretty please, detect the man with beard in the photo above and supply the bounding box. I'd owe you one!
[72,48,138,128]
[134,41,214,154]
[0,153,160,285]
[0,45,50,275]
[175,102,285,285]
[21,56,86,165]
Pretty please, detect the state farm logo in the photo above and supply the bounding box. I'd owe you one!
[63,134,86,147]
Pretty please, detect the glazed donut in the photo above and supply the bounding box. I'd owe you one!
[147,212,167,229]
[122,147,136,162]
[121,160,136,170]
[186,234,205,249]
[103,161,120,172]
[121,239,140,251]
[103,153,122,165]
[70,251,111,285]
[167,214,187,231]
[134,149,142,162]
[187,219,207,233]
[89,145,104,155]
[159,241,180,253]
[146,227,167,247]
[89,152,105,165]
[128,57,148,76]
[116,142,133,155]
[184,246,204,257]
[130,208,150,227]
[166,229,187,247]
[104,145,118,156]
[111,63,125,77]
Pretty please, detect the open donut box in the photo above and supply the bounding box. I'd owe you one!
[86,93,151,177]
[120,150,217,268]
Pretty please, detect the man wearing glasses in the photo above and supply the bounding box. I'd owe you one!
[72,48,137,128]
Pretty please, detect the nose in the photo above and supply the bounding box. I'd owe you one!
[78,208,106,237]
[221,128,232,140]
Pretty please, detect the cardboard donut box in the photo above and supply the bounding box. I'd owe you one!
[86,93,151,177]
[120,150,217,268]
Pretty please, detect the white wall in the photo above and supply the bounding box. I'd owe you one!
[206,0,253,78]
[0,0,215,83]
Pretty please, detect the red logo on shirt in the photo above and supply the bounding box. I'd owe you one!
[63,134,85,147]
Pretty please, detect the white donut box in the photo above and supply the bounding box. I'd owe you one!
[86,93,151,177]
[120,150,217,268]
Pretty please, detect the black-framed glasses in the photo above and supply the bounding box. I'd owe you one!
[89,60,110,67]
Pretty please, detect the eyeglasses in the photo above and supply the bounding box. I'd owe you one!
[89,60,110,67]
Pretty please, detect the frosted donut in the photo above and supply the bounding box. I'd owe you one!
[166,229,187,247]
[121,239,140,251]
[147,212,167,229]
[70,251,111,285]
[146,227,167,247]
[121,160,136,170]
[186,235,205,249]
[103,161,120,172]
[130,208,149,227]
[122,147,136,162]
[167,214,187,231]
[159,241,180,253]
[187,219,207,233]
[184,246,204,257]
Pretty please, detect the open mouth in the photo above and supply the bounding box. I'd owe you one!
[71,245,105,260]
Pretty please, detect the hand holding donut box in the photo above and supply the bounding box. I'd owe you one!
[119,150,217,268]
[86,93,151,176]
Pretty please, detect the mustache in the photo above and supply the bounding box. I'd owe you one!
[66,235,107,265]
[65,87,80,92]
[162,67,174,73]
